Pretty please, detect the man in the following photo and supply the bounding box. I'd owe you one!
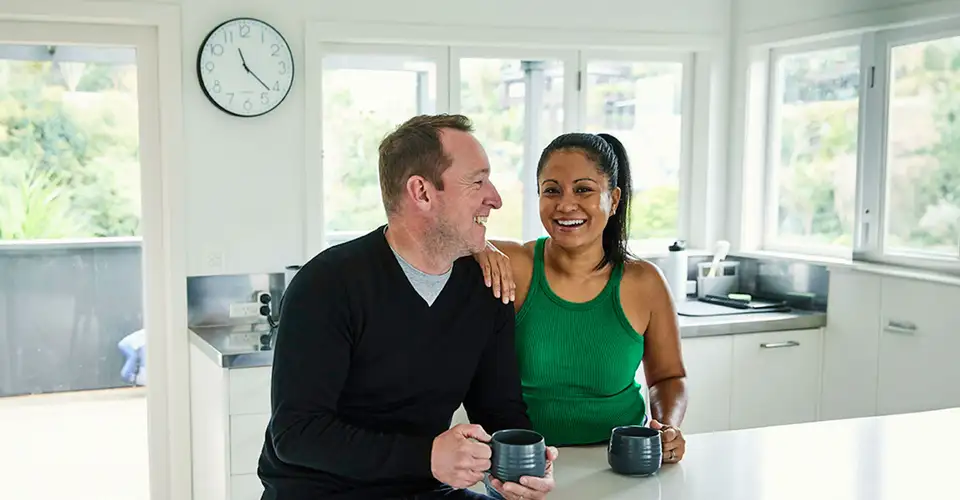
[258,114,558,500]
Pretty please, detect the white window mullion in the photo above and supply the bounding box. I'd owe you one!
[853,32,884,261]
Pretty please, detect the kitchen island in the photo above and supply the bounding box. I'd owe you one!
[546,408,959,499]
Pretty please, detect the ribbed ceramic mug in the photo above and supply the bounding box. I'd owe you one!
[487,429,547,483]
[607,425,663,476]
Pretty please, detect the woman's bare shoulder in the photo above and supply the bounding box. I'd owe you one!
[489,239,535,262]
[623,259,670,293]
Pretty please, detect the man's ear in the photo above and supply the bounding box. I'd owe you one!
[405,175,433,211]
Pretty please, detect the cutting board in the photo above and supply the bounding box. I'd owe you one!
[677,300,788,317]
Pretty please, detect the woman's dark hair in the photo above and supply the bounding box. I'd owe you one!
[536,132,634,271]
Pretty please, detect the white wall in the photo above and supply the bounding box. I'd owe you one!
[177,0,731,275]
[737,0,936,33]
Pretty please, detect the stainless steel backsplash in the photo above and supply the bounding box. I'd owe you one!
[187,273,287,328]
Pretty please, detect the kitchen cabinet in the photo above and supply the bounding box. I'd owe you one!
[730,329,823,430]
[819,270,882,421]
[189,342,271,500]
[679,336,734,434]
[877,276,960,415]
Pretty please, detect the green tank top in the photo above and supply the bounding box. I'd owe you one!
[515,237,646,446]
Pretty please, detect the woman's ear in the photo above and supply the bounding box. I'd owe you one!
[610,186,622,215]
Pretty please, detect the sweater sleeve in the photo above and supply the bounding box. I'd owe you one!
[267,263,435,480]
[461,301,533,432]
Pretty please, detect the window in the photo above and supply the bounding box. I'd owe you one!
[747,20,960,270]
[583,60,686,252]
[882,35,960,257]
[766,45,861,253]
[456,56,565,241]
[314,45,694,252]
[320,49,441,248]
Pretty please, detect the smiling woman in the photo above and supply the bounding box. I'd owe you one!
[473,131,689,459]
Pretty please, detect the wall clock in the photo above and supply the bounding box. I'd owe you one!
[196,17,294,117]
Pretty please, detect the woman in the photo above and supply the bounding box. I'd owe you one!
[475,132,688,463]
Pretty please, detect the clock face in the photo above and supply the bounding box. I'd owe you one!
[197,18,294,117]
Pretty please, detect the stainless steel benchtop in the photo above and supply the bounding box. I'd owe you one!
[189,302,826,369]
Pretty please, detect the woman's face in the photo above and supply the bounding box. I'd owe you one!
[538,149,621,249]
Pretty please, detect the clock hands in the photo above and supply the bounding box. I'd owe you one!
[238,48,271,91]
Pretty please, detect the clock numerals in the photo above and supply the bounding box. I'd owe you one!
[199,18,293,117]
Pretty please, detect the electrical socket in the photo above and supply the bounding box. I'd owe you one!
[229,301,261,318]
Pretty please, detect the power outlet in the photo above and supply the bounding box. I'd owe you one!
[229,301,261,318]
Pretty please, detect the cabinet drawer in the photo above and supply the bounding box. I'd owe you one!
[731,329,822,430]
[229,366,272,415]
[230,474,263,500]
[230,413,271,475]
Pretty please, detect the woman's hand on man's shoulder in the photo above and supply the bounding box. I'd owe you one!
[473,240,518,304]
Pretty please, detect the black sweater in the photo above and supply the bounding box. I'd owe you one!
[258,227,532,499]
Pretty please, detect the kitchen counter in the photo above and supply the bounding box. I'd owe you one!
[189,300,826,368]
[546,407,959,499]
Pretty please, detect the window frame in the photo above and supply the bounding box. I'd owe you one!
[305,23,717,257]
[745,17,960,274]
[855,19,960,272]
[307,42,451,255]
[577,49,696,253]
[760,35,865,259]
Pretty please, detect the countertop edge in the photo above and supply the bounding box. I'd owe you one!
[189,311,827,369]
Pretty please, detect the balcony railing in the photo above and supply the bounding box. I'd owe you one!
[0,237,143,397]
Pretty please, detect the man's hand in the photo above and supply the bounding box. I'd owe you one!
[650,419,685,463]
[489,446,559,500]
[431,424,493,489]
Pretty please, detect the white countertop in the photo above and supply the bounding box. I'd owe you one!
[548,408,959,499]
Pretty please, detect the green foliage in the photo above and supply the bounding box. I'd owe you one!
[0,59,140,240]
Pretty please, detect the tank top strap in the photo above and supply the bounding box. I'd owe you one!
[532,236,548,285]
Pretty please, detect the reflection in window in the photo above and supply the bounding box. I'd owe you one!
[769,46,860,252]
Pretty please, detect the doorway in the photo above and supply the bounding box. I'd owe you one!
[0,20,166,500]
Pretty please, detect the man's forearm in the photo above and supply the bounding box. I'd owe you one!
[648,376,688,427]
[270,408,435,480]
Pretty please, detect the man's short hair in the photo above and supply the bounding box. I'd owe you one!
[378,113,474,214]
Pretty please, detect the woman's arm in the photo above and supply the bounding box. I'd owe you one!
[636,262,688,427]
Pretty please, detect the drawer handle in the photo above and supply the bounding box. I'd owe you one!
[884,319,917,334]
[760,341,800,349]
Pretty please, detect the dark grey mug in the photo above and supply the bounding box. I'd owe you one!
[487,429,546,483]
[607,425,662,476]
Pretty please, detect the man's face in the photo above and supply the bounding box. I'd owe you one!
[432,129,503,257]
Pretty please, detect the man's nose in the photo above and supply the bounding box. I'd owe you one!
[486,182,503,210]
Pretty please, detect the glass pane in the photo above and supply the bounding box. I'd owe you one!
[321,54,437,248]
[771,46,860,251]
[584,61,683,252]
[458,58,564,241]
[0,45,148,499]
[884,36,960,256]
